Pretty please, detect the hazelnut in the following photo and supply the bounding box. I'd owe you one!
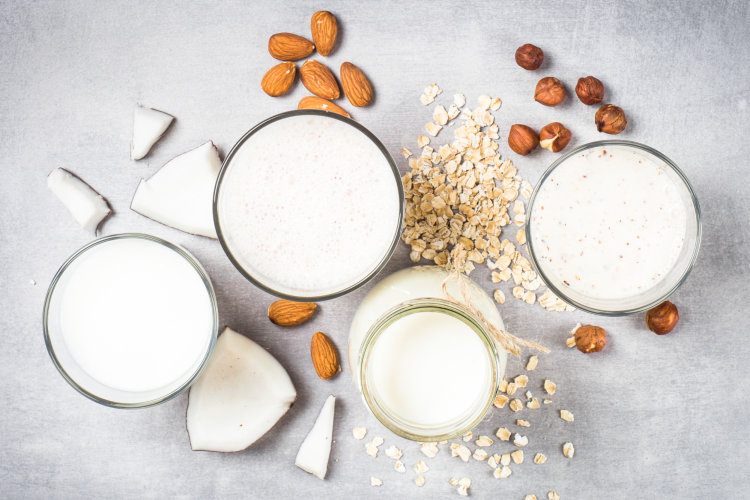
[575,76,604,105]
[508,124,539,156]
[534,77,566,107]
[646,301,679,335]
[539,122,572,153]
[574,325,606,353]
[515,44,544,70]
[595,104,627,134]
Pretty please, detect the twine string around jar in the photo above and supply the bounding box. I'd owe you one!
[440,244,549,356]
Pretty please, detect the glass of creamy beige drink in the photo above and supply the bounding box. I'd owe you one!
[527,141,701,315]
[214,110,403,301]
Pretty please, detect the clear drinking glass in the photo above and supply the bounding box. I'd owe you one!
[525,140,702,316]
[43,233,219,408]
[213,110,404,302]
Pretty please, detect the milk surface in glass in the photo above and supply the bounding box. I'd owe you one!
[59,238,214,393]
[219,115,400,295]
[531,146,687,299]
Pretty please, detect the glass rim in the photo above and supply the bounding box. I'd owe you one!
[358,298,501,442]
[524,140,702,316]
[42,233,219,409]
[213,109,405,302]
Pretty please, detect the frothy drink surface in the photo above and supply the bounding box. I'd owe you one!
[531,146,687,299]
[220,115,400,294]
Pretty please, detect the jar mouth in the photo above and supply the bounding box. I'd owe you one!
[358,298,501,442]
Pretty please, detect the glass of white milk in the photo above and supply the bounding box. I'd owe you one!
[527,141,701,315]
[43,234,218,408]
[214,110,403,301]
[349,266,508,442]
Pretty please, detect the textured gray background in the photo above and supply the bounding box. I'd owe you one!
[2,0,749,498]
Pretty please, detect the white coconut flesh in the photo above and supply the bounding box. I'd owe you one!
[295,395,336,480]
[47,167,111,235]
[186,327,297,452]
[130,141,221,238]
[131,106,174,160]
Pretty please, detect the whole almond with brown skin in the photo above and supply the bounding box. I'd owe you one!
[574,325,607,353]
[299,60,340,100]
[340,62,372,107]
[298,96,350,117]
[268,33,314,61]
[261,62,296,97]
[311,331,340,380]
[310,11,337,56]
[268,299,317,327]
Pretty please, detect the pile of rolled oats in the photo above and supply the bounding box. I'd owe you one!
[402,83,574,312]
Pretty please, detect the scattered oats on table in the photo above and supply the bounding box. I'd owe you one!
[563,442,575,458]
[473,449,488,461]
[549,492,561,500]
[544,399,553,404]
[451,443,472,462]
[370,477,382,486]
[421,442,439,458]
[544,380,557,395]
[494,428,510,442]
[501,453,512,466]
[560,410,574,422]
[506,382,518,395]
[394,460,406,473]
[475,435,494,447]
[527,397,540,409]
[402,147,413,159]
[420,83,442,105]
[494,289,505,304]
[526,355,538,371]
[513,434,529,446]
[450,477,459,486]
[494,393,509,408]
[517,419,530,427]
[499,378,508,392]
[352,428,367,440]
[534,453,548,464]
[511,449,524,464]
[415,476,425,487]
[510,399,523,412]
[414,461,429,473]
[515,375,528,387]
[526,495,538,500]
[365,443,378,457]
[493,465,512,479]
[457,477,471,496]
[385,445,402,460]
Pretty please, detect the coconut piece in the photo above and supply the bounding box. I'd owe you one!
[186,327,296,452]
[131,106,174,160]
[131,141,221,238]
[296,395,336,480]
[47,168,111,235]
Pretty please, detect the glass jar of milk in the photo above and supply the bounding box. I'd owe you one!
[349,266,508,442]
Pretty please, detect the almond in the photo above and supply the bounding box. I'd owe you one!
[340,62,372,107]
[268,299,316,327]
[311,331,340,380]
[298,96,350,117]
[261,62,296,97]
[299,60,340,100]
[268,33,314,61]
[310,11,337,57]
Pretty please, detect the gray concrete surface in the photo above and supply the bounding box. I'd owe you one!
[2,0,749,498]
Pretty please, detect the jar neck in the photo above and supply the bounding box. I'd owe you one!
[358,298,501,442]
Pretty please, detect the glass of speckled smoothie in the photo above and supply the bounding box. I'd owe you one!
[526,141,701,315]
[213,110,404,301]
